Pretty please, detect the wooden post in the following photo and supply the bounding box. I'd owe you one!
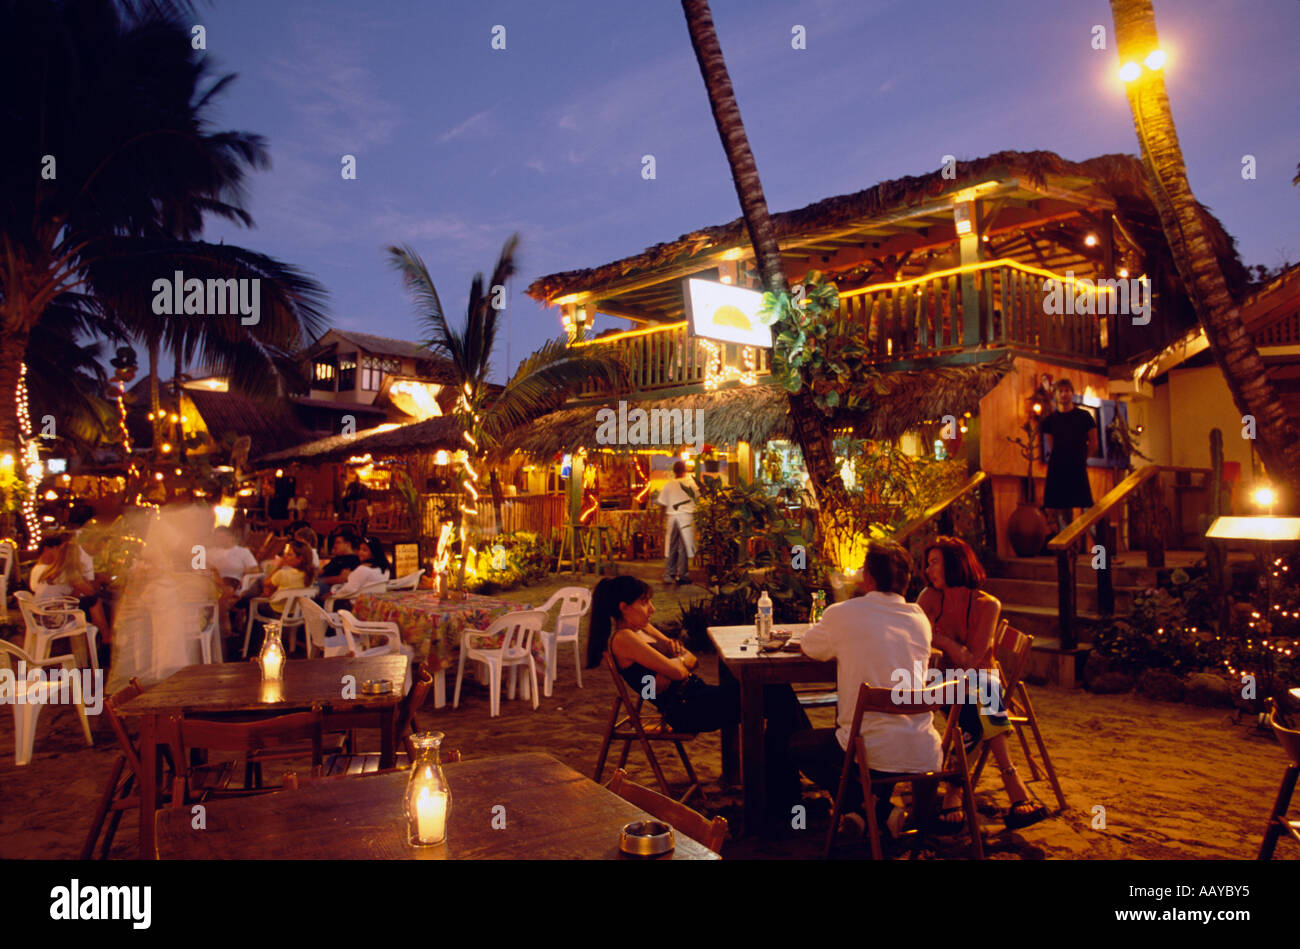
[736,440,753,485]
[1057,547,1077,650]
[979,475,997,557]
[959,200,984,349]
[1097,519,1115,616]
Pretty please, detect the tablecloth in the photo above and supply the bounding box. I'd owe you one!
[351,591,539,672]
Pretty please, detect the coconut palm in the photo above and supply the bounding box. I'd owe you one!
[387,236,624,563]
[0,0,327,459]
[1110,0,1300,503]
[679,0,847,531]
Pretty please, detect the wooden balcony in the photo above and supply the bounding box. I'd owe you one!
[576,261,1108,398]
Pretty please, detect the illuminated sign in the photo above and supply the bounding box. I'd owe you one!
[683,279,771,348]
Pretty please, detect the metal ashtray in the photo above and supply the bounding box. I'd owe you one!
[360,678,393,695]
[619,820,675,856]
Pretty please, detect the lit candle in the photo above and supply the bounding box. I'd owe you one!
[414,786,447,844]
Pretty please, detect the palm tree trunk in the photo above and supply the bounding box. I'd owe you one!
[148,338,162,457]
[680,0,844,511]
[489,468,505,535]
[0,324,29,455]
[1111,0,1300,506]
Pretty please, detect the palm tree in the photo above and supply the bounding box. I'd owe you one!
[0,0,327,461]
[1110,0,1300,504]
[679,0,847,534]
[387,236,623,578]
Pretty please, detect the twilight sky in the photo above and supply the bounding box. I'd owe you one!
[194,0,1300,381]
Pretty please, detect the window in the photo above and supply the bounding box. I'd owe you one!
[313,360,337,388]
[338,355,357,391]
[361,356,400,391]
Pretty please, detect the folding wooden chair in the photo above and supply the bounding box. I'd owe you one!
[81,678,174,859]
[1258,701,1300,860]
[285,749,462,788]
[825,681,984,860]
[321,662,436,776]
[970,621,1067,811]
[607,768,727,854]
[164,707,325,809]
[594,651,702,805]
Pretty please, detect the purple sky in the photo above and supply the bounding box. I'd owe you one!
[195,0,1299,382]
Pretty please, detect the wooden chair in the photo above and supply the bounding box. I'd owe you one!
[283,748,461,789]
[825,681,984,860]
[163,707,325,808]
[594,651,702,805]
[970,621,1067,811]
[606,768,727,854]
[1258,701,1300,860]
[321,662,436,776]
[82,678,175,859]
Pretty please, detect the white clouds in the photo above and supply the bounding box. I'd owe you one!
[438,106,498,144]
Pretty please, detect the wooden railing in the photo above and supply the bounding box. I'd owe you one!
[418,492,566,539]
[1047,464,1211,650]
[895,471,992,545]
[576,261,1106,397]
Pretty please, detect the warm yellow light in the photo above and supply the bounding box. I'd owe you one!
[214,501,236,528]
[1144,49,1165,70]
[207,380,222,389]
[719,274,732,284]
[434,450,450,466]
[275,469,284,478]
[1031,402,1043,415]
[0,454,12,471]
[1084,234,1098,247]
[1207,516,1300,542]
[154,472,164,481]
[174,468,183,476]
[572,321,688,348]
[719,248,746,262]
[43,489,57,501]
[1118,268,1129,278]
[160,442,172,453]
[1253,486,1277,508]
[839,258,1101,300]
[680,450,690,461]
[1119,62,1142,82]
[169,413,178,423]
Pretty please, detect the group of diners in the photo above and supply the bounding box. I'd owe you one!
[204,523,393,654]
[588,535,1049,841]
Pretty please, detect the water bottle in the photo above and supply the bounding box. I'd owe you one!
[809,591,826,624]
[757,590,773,640]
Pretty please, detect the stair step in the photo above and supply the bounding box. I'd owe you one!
[1000,604,1102,642]
[991,557,1163,586]
[984,577,1135,613]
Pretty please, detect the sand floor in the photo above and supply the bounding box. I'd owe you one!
[1,572,1294,860]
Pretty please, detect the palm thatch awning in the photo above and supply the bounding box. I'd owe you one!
[496,359,1011,459]
[257,416,463,466]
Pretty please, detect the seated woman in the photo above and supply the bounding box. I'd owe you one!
[586,575,809,820]
[916,536,1048,831]
[259,539,317,609]
[30,533,114,648]
[327,535,391,608]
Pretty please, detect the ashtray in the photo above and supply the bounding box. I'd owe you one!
[619,820,675,856]
[360,679,393,695]
[758,640,784,653]
[771,628,792,641]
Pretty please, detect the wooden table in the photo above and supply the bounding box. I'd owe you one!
[708,624,834,836]
[118,655,409,857]
[154,752,719,859]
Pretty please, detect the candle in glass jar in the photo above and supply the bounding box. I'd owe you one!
[261,645,284,681]
[414,786,447,843]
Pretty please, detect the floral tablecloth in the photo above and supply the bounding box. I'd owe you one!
[351,591,539,672]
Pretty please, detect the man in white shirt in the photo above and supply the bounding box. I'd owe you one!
[209,527,260,586]
[794,540,942,836]
[655,461,698,585]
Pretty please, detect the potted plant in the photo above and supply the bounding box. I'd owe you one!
[700,443,720,474]
[1005,399,1049,558]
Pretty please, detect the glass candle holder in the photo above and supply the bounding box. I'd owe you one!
[405,731,451,846]
[259,621,286,682]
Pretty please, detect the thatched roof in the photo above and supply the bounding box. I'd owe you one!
[257,415,463,466]
[526,150,1249,307]
[495,358,1011,458]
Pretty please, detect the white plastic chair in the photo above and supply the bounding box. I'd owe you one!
[186,598,223,664]
[387,569,425,591]
[242,586,314,658]
[336,609,417,694]
[323,578,390,612]
[299,598,352,659]
[0,640,94,765]
[14,590,100,671]
[453,609,546,718]
[537,587,592,697]
[0,539,15,623]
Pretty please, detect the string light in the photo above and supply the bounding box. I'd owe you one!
[15,364,41,549]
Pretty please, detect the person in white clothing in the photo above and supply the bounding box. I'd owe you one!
[327,536,391,606]
[792,540,942,837]
[655,460,698,584]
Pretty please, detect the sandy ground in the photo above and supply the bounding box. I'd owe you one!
[1,569,1294,860]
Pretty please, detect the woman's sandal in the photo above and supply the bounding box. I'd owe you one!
[934,804,966,835]
[1004,798,1048,830]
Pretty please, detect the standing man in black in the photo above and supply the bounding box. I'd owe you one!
[1039,378,1099,534]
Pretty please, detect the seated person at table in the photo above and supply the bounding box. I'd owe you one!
[792,541,941,839]
[294,526,321,570]
[328,536,391,608]
[258,539,317,609]
[30,533,114,646]
[918,536,1047,830]
[587,575,809,820]
[210,526,260,590]
[316,530,361,600]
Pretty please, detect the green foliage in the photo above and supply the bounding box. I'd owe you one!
[1093,579,1223,675]
[0,465,27,514]
[757,271,881,415]
[463,531,550,594]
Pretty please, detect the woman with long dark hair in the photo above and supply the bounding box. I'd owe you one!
[588,575,809,819]
[917,536,1047,830]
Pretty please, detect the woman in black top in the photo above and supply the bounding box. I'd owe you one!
[587,576,809,820]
